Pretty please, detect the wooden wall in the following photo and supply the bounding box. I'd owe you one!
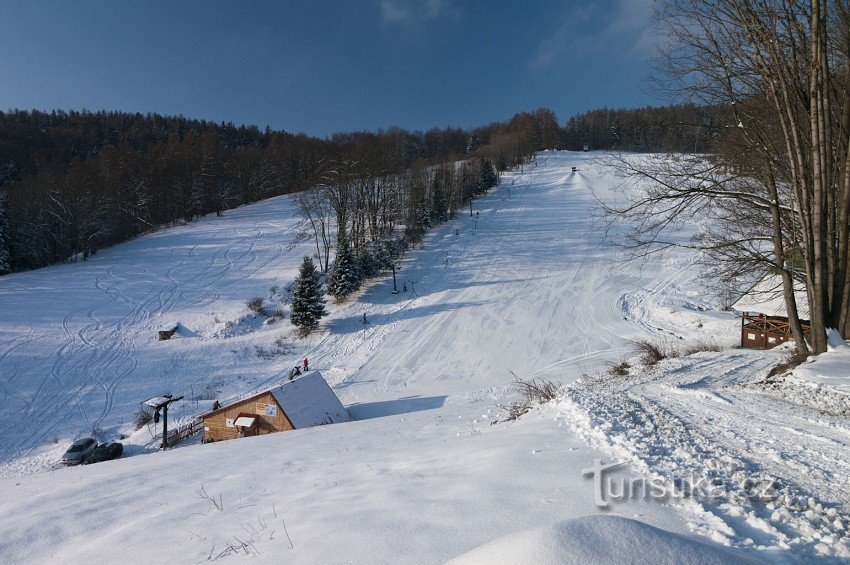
[202,392,294,442]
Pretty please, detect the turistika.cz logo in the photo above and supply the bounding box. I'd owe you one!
[582,459,779,508]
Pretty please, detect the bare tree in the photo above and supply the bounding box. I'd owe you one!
[609,0,850,353]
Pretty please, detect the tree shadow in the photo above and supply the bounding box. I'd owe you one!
[348,395,447,420]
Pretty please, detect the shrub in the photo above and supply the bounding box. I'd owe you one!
[498,375,563,422]
[134,409,153,430]
[608,361,631,377]
[681,339,722,356]
[246,297,266,315]
[634,339,672,366]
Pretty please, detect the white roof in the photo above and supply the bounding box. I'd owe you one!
[269,371,349,429]
[732,273,809,319]
[234,416,256,427]
[143,396,172,408]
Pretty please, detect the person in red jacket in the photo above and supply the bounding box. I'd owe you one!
[303,357,309,372]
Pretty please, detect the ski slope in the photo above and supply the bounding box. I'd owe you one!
[0,151,847,562]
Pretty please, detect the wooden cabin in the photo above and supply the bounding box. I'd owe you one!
[732,274,810,350]
[200,371,349,443]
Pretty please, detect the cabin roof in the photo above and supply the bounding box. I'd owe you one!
[268,371,349,428]
[200,371,348,428]
[732,273,809,319]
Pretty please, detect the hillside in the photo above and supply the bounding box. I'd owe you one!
[0,152,847,562]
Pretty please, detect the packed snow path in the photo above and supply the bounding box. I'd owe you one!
[0,151,846,562]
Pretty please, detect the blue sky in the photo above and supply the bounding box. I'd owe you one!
[0,0,660,136]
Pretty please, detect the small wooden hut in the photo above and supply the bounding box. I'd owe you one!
[200,371,349,443]
[732,274,810,349]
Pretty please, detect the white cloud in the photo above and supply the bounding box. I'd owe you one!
[530,0,658,71]
[380,0,452,27]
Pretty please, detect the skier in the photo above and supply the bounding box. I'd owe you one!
[289,365,301,380]
[303,357,309,372]
[212,399,221,411]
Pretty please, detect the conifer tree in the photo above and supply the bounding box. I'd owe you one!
[326,233,361,298]
[432,177,448,222]
[290,256,326,335]
[0,189,11,275]
[479,159,498,193]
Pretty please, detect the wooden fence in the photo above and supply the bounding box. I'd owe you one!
[166,418,204,447]
[740,313,809,349]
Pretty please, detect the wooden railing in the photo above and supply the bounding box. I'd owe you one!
[740,313,809,349]
[166,418,203,447]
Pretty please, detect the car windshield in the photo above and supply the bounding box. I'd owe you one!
[68,440,93,452]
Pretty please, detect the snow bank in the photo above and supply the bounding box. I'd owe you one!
[448,515,762,565]
[790,330,850,394]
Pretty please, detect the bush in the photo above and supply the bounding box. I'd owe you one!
[497,375,563,422]
[134,409,152,430]
[634,339,672,366]
[681,339,722,356]
[608,361,631,377]
[246,297,266,315]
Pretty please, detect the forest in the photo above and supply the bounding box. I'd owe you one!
[0,103,721,277]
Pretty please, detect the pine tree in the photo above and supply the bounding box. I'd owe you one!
[478,158,498,193]
[326,233,361,298]
[431,177,448,222]
[0,189,11,275]
[290,256,326,335]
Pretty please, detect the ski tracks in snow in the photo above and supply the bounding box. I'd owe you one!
[557,349,850,559]
[0,206,297,463]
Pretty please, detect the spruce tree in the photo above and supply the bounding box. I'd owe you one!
[0,189,11,275]
[290,256,326,335]
[432,177,448,222]
[479,159,499,193]
[326,233,361,298]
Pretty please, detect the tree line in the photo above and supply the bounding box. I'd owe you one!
[562,104,729,153]
[0,108,557,275]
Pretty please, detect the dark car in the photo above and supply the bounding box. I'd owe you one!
[60,437,98,465]
[84,442,123,464]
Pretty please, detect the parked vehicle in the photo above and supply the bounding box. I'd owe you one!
[60,437,98,465]
[84,442,123,464]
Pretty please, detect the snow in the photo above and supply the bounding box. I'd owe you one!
[233,416,256,427]
[790,330,850,394]
[269,371,349,427]
[732,274,810,319]
[557,347,850,559]
[0,151,847,562]
[448,515,763,564]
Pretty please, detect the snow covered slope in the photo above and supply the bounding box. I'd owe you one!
[0,152,846,562]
